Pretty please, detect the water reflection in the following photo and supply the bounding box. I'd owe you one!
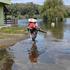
[43,22,64,39]
[51,22,64,39]
[0,48,14,70]
[28,42,39,63]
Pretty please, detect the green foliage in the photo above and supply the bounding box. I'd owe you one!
[65,5,70,17]
[0,27,26,34]
[41,0,67,22]
[6,2,41,18]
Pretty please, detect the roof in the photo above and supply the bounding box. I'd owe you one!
[4,6,9,14]
[0,0,11,4]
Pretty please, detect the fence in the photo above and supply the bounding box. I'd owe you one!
[4,19,18,25]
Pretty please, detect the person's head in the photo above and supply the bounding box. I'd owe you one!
[28,18,37,23]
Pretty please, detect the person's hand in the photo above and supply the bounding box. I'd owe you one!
[27,28,29,31]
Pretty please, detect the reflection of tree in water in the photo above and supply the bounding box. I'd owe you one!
[51,22,64,39]
[0,48,14,70]
[42,22,64,39]
[28,42,39,63]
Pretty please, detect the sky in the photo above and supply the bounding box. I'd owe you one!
[11,0,70,5]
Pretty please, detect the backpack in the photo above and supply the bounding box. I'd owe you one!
[28,22,36,29]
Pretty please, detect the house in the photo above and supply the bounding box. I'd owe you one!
[0,0,11,25]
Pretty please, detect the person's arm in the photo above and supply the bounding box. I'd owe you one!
[27,23,30,31]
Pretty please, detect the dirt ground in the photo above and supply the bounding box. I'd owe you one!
[0,33,29,48]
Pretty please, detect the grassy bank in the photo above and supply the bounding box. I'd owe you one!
[0,26,27,34]
[0,26,29,48]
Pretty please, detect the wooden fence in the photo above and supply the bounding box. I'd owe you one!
[4,19,18,25]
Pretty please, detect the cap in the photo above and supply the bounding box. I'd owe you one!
[28,18,37,22]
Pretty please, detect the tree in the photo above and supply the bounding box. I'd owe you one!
[6,2,40,18]
[41,0,67,22]
[65,5,70,17]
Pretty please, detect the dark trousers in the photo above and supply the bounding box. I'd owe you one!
[29,28,38,41]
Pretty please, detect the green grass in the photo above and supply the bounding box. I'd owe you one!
[0,26,27,34]
[0,26,29,47]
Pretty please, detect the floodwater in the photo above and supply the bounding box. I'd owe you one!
[0,18,70,70]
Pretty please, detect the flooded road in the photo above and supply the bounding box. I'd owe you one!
[1,19,70,70]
